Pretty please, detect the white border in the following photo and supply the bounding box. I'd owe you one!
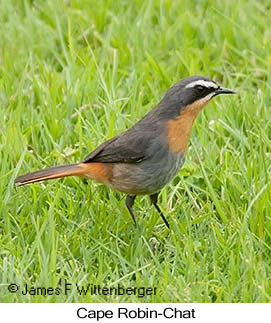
[0,303,270,323]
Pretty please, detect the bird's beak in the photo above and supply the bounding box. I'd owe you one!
[215,87,236,96]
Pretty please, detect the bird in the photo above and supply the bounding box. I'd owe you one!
[15,75,235,228]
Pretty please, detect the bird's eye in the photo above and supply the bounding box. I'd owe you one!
[196,85,205,91]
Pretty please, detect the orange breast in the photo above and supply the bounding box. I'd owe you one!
[167,98,211,154]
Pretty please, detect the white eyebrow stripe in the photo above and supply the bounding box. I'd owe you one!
[185,80,218,89]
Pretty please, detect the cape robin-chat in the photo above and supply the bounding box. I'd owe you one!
[15,75,235,228]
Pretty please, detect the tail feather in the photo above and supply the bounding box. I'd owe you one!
[15,163,85,186]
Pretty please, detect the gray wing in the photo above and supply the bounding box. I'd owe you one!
[83,128,154,163]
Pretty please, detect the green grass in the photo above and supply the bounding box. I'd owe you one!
[0,0,271,302]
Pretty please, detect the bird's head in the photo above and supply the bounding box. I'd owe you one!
[162,75,235,110]
[160,76,235,154]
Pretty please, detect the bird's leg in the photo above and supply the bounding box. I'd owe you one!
[125,195,137,226]
[150,192,170,228]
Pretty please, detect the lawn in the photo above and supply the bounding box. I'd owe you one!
[0,0,270,302]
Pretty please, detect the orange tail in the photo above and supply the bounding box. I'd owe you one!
[15,163,87,186]
[15,162,112,186]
